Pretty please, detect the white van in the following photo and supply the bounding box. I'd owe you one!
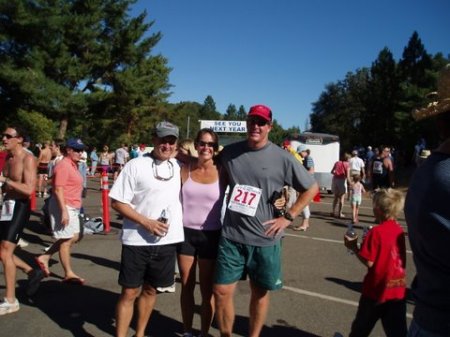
[296,132,340,192]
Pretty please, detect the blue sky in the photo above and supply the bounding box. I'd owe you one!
[131,0,450,129]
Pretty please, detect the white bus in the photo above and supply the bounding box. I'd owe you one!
[295,132,340,192]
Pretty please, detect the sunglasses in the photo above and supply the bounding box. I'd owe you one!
[71,148,83,153]
[246,117,268,127]
[159,137,177,145]
[197,141,217,148]
[2,133,18,139]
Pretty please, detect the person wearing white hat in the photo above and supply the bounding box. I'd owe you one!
[405,64,450,337]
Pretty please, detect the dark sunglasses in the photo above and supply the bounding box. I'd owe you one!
[159,137,177,145]
[246,117,268,127]
[197,141,217,148]
[2,133,18,139]
[71,148,84,153]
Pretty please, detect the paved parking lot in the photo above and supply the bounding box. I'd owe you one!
[0,178,415,336]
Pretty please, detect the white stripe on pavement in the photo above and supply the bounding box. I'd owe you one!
[282,285,413,319]
[284,233,413,254]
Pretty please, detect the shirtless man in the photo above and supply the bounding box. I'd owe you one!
[0,126,45,315]
[37,140,52,198]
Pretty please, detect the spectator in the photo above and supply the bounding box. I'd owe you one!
[349,150,365,181]
[370,146,395,190]
[349,174,366,224]
[405,64,450,337]
[0,126,45,315]
[294,145,314,231]
[345,188,407,337]
[213,104,318,337]
[331,152,350,218]
[37,140,52,198]
[109,121,184,337]
[113,143,129,181]
[89,147,98,176]
[35,138,86,285]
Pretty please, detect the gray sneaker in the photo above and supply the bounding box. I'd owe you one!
[0,298,20,315]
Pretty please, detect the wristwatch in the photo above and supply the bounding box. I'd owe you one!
[284,212,294,222]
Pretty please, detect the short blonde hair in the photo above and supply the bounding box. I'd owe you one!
[178,139,198,158]
[372,188,405,220]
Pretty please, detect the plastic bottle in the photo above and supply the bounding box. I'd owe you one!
[345,224,358,254]
[155,208,169,241]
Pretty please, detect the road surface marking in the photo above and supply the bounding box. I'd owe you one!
[282,285,413,319]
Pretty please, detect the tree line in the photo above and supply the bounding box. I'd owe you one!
[1,1,448,158]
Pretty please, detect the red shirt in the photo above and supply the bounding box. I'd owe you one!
[359,219,407,303]
[0,151,7,172]
[332,160,349,178]
[53,157,83,208]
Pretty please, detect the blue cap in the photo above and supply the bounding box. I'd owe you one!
[66,138,85,150]
[297,144,307,153]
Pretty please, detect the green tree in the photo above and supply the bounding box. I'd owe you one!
[199,95,221,120]
[0,0,171,146]
[224,104,238,120]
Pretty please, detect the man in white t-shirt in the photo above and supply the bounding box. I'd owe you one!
[109,121,184,337]
[113,144,129,181]
[348,150,365,180]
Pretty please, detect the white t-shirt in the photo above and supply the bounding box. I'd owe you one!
[115,147,129,165]
[349,156,365,172]
[109,155,184,246]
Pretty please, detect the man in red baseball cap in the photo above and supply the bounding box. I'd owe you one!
[214,105,319,337]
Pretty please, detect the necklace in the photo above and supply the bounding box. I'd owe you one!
[152,157,174,181]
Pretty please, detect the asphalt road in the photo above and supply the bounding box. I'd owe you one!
[0,178,415,337]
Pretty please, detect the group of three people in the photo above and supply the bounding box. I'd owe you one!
[109,104,318,337]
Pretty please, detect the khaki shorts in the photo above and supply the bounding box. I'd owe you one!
[214,237,283,290]
[49,197,81,239]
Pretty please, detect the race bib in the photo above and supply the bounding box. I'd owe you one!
[373,161,383,174]
[228,184,262,217]
[0,200,15,221]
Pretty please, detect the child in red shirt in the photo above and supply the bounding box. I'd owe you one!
[344,188,407,337]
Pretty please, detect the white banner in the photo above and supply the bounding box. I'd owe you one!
[199,120,247,133]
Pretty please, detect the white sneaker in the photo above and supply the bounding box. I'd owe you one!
[0,298,20,315]
[156,283,176,293]
[17,238,29,248]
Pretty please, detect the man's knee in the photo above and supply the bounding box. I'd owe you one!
[213,283,235,301]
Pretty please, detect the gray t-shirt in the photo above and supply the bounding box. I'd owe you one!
[220,140,315,246]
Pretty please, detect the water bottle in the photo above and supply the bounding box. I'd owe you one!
[155,208,169,241]
[345,224,358,254]
[362,226,372,241]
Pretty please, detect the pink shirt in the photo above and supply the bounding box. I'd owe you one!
[53,157,83,208]
[182,176,223,231]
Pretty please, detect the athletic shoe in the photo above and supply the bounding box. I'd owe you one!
[26,269,45,296]
[0,298,20,315]
[156,283,176,293]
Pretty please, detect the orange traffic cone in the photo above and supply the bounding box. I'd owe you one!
[313,192,321,203]
[30,190,37,211]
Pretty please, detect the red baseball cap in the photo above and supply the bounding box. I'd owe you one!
[248,104,272,122]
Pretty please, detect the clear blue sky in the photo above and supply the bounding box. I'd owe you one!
[131,0,450,129]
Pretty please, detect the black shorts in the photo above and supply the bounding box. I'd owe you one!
[177,227,221,259]
[0,199,30,244]
[112,163,124,173]
[38,163,49,175]
[118,244,176,289]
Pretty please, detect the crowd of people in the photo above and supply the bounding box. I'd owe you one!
[1,64,449,337]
